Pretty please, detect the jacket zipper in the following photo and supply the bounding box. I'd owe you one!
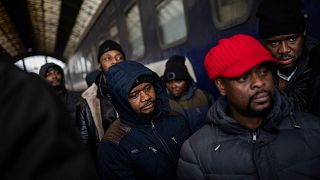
[151,120,175,161]
[252,130,257,143]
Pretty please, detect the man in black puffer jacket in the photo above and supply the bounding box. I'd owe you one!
[98,61,191,180]
[177,34,320,179]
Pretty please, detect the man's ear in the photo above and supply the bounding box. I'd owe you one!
[214,78,226,96]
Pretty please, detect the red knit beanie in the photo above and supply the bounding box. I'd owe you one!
[204,34,276,80]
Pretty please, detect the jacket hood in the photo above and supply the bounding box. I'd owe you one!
[207,89,293,134]
[106,61,170,126]
[39,63,65,91]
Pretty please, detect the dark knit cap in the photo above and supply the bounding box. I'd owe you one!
[256,0,306,39]
[97,40,126,63]
[162,55,192,82]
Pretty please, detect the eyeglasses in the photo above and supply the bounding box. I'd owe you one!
[102,54,124,62]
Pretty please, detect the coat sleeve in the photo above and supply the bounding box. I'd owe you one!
[177,140,205,180]
[76,99,92,144]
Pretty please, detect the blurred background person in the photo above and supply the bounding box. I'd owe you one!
[39,62,81,124]
[0,60,98,180]
[162,55,215,133]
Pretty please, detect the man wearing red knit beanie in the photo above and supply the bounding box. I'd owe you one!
[177,34,320,179]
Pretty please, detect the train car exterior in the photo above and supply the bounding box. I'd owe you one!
[67,0,320,97]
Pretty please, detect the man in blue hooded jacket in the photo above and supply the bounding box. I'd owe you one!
[97,61,190,180]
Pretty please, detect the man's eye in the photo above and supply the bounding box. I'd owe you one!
[288,36,297,43]
[237,75,248,82]
[115,55,124,61]
[270,41,279,47]
[145,85,151,91]
[129,93,138,100]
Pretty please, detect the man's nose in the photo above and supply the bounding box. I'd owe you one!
[140,91,151,101]
[251,73,265,89]
[278,41,290,54]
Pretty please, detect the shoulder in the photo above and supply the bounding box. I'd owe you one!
[196,88,215,103]
[101,119,131,144]
[77,97,89,109]
[295,112,320,128]
[279,112,320,130]
[81,83,98,99]
[182,124,216,152]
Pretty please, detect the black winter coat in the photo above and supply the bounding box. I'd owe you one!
[0,61,98,180]
[76,73,118,161]
[177,90,320,180]
[279,37,319,113]
[97,61,191,180]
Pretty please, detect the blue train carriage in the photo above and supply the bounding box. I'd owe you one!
[68,0,320,97]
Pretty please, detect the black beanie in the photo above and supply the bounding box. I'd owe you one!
[97,40,126,63]
[162,55,192,82]
[256,0,306,39]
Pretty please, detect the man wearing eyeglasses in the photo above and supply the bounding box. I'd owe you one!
[97,61,190,180]
[76,40,126,168]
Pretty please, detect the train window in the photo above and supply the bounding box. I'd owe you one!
[211,0,252,30]
[156,0,187,48]
[125,3,145,58]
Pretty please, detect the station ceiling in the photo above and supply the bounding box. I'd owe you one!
[0,0,108,62]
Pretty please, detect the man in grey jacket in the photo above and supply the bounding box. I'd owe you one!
[177,34,320,179]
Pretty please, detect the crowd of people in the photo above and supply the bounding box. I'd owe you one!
[2,0,320,179]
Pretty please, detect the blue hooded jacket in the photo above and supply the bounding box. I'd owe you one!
[97,61,190,180]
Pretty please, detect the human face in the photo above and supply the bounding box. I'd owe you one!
[128,82,156,115]
[263,33,304,74]
[165,80,188,97]
[45,70,62,87]
[215,62,274,119]
[99,50,124,72]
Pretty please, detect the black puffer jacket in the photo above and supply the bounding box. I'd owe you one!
[177,89,320,179]
[76,72,118,161]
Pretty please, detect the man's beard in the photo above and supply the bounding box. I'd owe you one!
[139,101,156,119]
[244,91,273,117]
